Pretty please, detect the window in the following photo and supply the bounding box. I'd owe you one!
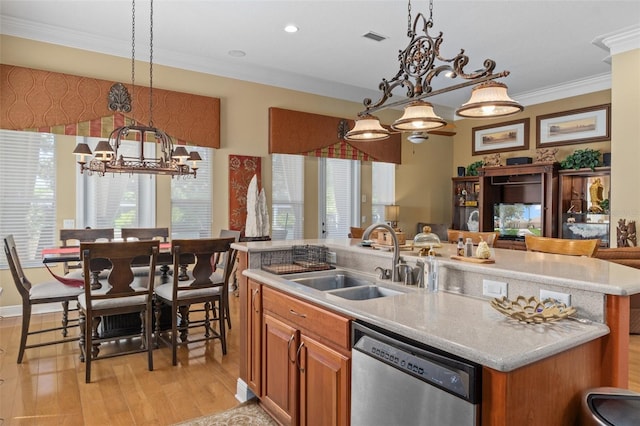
[0,130,56,268]
[320,158,360,238]
[76,137,156,238]
[271,154,304,240]
[171,145,213,239]
[372,162,395,223]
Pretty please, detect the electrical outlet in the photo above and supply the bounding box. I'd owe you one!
[362,215,366,223]
[327,251,337,264]
[483,279,507,298]
[63,219,75,229]
[540,289,571,306]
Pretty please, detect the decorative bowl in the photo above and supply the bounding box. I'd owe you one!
[490,295,577,324]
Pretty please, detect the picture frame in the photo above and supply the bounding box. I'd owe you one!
[472,118,530,155]
[473,183,480,194]
[536,104,610,148]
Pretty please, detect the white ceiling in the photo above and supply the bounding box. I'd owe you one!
[1,1,639,119]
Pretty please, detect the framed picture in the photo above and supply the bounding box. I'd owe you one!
[472,118,530,155]
[536,104,610,147]
[473,183,480,194]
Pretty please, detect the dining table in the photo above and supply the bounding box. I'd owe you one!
[41,241,190,289]
[41,241,189,344]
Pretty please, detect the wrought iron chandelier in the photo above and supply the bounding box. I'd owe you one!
[73,0,200,177]
[345,0,524,142]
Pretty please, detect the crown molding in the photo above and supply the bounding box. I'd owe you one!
[592,25,640,57]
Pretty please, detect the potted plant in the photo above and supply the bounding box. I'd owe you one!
[560,148,602,171]
[466,160,484,176]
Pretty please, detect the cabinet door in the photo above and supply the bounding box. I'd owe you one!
[299,334,351,426]
[247,279,262,395]
[262,313,299,426]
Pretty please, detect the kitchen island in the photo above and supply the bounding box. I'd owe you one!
[233,238,640,425]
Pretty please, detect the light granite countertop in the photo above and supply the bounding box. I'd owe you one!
[235,238,640,372]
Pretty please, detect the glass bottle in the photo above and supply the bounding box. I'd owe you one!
[457,237,465,256]
[465,237,474,257]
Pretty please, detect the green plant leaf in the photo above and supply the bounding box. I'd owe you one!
[560,148,602,171]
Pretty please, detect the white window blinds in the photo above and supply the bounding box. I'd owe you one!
[0,130,57,268]
[271,154,304,240]
[76,137,156,238]
[171,146,213,239]
[372,162,395,223]
[322,158,360,239]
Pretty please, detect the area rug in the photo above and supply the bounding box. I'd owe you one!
[173,400,278,426]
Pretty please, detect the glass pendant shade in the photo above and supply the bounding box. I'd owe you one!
[456,81,524,118]
[392,101,447,131]
[345,115,391,141]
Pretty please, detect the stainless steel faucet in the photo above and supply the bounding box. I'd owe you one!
[363,223,401,282]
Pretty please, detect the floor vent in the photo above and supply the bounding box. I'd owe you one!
[363,31,387,42]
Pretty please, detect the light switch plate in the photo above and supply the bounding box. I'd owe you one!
[63,219,75,229]
[483,279,507,298]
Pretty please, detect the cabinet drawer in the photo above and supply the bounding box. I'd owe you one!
[263,286,350,351]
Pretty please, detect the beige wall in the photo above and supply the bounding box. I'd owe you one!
[610,49,640,236]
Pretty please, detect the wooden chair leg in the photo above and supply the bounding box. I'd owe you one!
[61,300,69,337]
[17,303,31,364]
[144,308,153,372]
[79,309,86,363]
[178,305,189,343]
[85,315,93,383]
[172,304,178,366]
[219,302,227,355]
[153,300,161,349]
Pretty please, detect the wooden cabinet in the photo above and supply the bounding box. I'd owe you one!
[478,162,559,238]
[451,176,480,231]
[261,286,351,426]
[262,313,299,424]
[558,167,611,247]
[247,279,263,395]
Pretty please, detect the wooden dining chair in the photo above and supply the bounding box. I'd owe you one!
[3,234,83,363]
[212,230,241,328]
[447,229,500,247]
[154,237,236,365]
[78,240,159,383]
[524,235,600,257]
[60,228,114,275]
[121,227,169,242]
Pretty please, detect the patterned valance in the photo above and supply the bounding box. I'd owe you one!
[0,64,220,148]
[269,107,401,164]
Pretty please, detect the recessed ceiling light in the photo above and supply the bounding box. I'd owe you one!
[284,24,299,33]
[228,50,246,58]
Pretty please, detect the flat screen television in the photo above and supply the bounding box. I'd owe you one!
[494,202,542,237]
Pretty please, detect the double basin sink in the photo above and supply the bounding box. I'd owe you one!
[285,268,410,300]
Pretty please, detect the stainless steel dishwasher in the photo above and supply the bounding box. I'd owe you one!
[351,322,481,426]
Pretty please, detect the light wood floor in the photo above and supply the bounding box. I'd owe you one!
[0,296,242,426]
[1,297,639,425]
